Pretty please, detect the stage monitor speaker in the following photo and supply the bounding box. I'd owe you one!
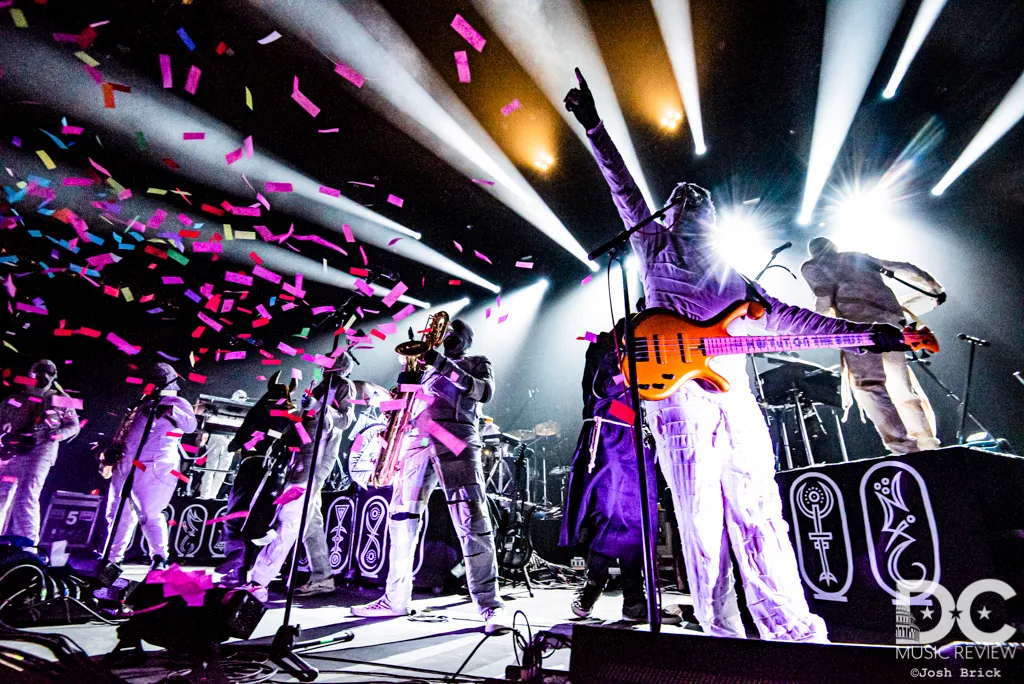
[569,624,1023,683]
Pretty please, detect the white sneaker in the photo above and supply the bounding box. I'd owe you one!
[240,582,269,603]
[350,596,409,618]
[482,606,510,634]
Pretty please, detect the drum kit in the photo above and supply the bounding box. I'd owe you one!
[481,417,565,510]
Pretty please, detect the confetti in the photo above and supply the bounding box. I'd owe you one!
[184,65,202,94]
[176,27,195,51]
[319,185,340,197]
[245,86,253,110]
[609,400,635,424]
[182,132,205,140]
[159,54,172,88]
[10,8,27,29]
[36,150,57,170]
[258,31,282,45]
[381,281,407,307]
[515,261,534,269]
[454,51,471,82]
[291,76,320,117]
[274,485,305,505]
[474,250,492,264]
[426,420,467,456]
[265,181,292,192]
[471,178,495,186]
[334,62,364,88]
[225,147,243,165]
[501,99,521,116]
[386,194,404,208]
[451,14,486,52]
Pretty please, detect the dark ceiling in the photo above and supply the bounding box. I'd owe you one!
[2,0,1024,476]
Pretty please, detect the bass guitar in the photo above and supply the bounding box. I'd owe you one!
[623,301,940,401]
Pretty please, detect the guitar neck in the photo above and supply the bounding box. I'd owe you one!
[702,332,876,356]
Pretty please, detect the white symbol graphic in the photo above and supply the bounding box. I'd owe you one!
[790,472,853,602]
[174,504,208,558]
[860,461,940,604]
[208,505,228,558]
[328,497,355,574]
[357,495,389,578]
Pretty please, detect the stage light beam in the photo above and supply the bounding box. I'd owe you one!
[797,0,904,225]
[651,0,706,155]
[931,69,1024,196]
[882,0,949,99]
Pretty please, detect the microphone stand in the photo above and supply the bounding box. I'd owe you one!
[265,276,381,681]
[955,334,989,445]
[588,199,686,634]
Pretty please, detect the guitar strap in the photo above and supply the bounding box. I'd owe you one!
[739,273,774,315]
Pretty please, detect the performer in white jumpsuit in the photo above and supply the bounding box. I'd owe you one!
[801,237,943,453]
[0,359,80,544]
[565,71,905,641]
[197,389,248,500]
[101,363,196,569]
[351,320,508,634]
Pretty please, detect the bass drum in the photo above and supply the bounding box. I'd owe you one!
[347,418,387,489]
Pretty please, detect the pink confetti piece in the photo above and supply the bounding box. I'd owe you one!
[291,76,320,117]
[474,250,492,264]
[501,99,521,116]
[184,65,201,94]
[63,177,94,186]
[182,132,205,140]
[257,31,282,45]
[515,261,534,269]
[193,241,222,253]
[341,224,355,243]
[243,135,254,158]
[318,128,339,133]
[206,510,249,525]
[311,305,334,315]
[451,14,486,52]
[277,342,297,356]
[159,54,172,88]
[453,241,463,252]
[349,181,375,187]
[426,420,467,456]
[294,422,312,444]
[388,237,402,247]
[319,185,340,197]
[62,125,84,135]
[197,311,223,332]
[274,485,305,505]
[148,209,167,229]
[485,308,491,319]
[454,50,471,82]
[381,281,408,308]
[353,278,375,297]
[380,399,405,412]
[334,62,364,88]
[471,178,495,186]
[498,314,509,324]
[581,275,593,285]
[256,192,271,210]
[163,276,184,285]
[225,147,243,165]
[89,157,112,176]
[253,264,282,284]
[225,271,253,285]
[360,246,368,265]
[387,194,404,208]
[393,303,416,322]
[583,331,598,343]
[265,181,293,192]
[230,205,261,216]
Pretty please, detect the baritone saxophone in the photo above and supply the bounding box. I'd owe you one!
[371,311,449,487]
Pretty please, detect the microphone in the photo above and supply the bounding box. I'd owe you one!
[770,241,793,257]
[957,334,990,346]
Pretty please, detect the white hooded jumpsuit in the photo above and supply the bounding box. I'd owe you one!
[103,392,197,563]
[587,121,883,641]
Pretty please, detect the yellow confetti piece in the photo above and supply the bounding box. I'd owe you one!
[106,177,125,193]
[10,9,28,28]
[36,150,56,170]
[74,51,100,67]
[15,181,27,189]
[3,340,19,353]
[223,224,234,240]
[245,87,253,110]
[235,230,256,240]
[121,288,134,302]
[147,188,168,195]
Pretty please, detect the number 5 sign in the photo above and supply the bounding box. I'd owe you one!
[899,579,1017,644]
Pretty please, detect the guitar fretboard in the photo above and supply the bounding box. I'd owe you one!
[702,333,875,356]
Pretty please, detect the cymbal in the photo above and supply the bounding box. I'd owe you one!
[354,380,390,401]
[549,466,571,476]
[534,421,560,437]
[506,429,536,442]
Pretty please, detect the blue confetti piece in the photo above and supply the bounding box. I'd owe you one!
[38,261,55,278]
[86,269,100,277]
[87,234,104,245]
[147,307,165,314]
[129,231,145,242]
[27,175,52,187]
[38,208,54,216]
[184,289,202,303]
[28,230,42,238]
[118,244,136,251]
[69,264,82,274]
[177,27,195,51]
[0,256,18,264]
[38,129,69,150]
[268,296,276,306]
[4,187,26,203]
[156,351,180,361]
[112,232,123,243]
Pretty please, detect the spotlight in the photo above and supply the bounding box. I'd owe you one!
[659,110,684,132]
[652,0,707,156]
[533,153,555,173]
[712,208,768,276]
[882,0,949,100]
[625,255,640,274]
[538,278,550,290]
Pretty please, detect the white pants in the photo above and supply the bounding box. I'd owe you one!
[844,351,939,454]
[103,456,179,563]
[0,454,56,544]
[650,384,828,642]
[199,433,234,499]
[383,432,500,614]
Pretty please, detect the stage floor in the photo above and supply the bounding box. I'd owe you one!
[19,565,700,682]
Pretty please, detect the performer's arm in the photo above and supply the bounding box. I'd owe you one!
[425,353,495,403]
[755,282,872,337]
[49,399,80,442]
[875,258,944,297]
[799,261,838,316]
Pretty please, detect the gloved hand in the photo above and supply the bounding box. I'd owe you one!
[563,67,600,130]
[935,291,947,306]
[422,348,445,369]
[865,324,909,353]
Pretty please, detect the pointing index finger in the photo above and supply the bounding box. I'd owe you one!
[575,67,588,89]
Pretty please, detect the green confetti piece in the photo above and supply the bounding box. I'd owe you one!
[168,250,189,265]
[295,327,310,338]
[421,437,430,447]
[313,366,323,383]
[245,86,253,110]
[136,131,148,151]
